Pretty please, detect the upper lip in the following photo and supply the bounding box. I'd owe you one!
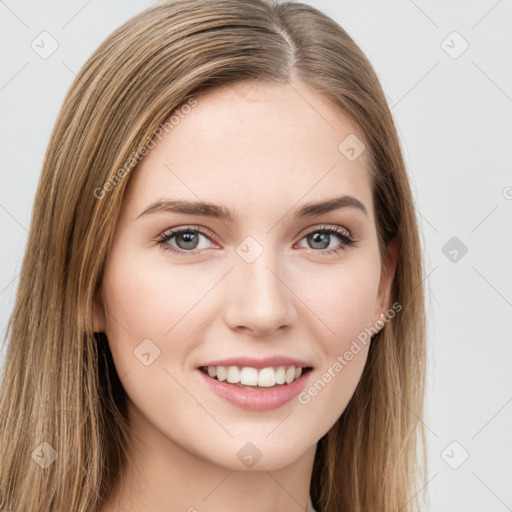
[198,356,314,369]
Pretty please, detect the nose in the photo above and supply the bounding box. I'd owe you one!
[222,249,297,337]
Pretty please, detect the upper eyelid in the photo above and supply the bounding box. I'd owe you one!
[157,225,215,241]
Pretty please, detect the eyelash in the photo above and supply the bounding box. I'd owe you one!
[154,224,357,257]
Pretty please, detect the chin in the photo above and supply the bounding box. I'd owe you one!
[196,434,315,472]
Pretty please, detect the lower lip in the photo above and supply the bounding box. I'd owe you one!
[197,369,311,411]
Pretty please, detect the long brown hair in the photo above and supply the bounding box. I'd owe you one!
[0,1,427,510]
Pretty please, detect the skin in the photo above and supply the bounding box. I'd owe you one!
[94,79,398,512]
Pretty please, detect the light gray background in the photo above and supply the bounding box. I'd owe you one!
[1,1,511,511]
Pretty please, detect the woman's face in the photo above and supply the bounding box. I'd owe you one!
[96,80,397,471]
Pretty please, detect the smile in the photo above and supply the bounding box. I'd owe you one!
[197,358,314,411]
[199,365,310,387]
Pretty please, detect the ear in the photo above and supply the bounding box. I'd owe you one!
[373,235,399,325]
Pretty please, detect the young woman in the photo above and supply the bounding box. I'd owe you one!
[0,1,427,511]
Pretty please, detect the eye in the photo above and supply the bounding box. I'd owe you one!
[296,225,356,256]
[155,224,356,256]
[155,226,217,255]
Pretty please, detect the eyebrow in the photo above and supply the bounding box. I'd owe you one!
[136,195,368,221]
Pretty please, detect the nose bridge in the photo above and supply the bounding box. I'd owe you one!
[223,237,295,335]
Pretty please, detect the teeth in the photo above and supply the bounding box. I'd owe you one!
[226,366,241,383]
[258,367,275,387]
[275,366,286,384]
[216,366,227,382]
[203,365,307,386]
[240,366,258,386]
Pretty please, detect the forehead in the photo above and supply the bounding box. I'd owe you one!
[122,80,374,224]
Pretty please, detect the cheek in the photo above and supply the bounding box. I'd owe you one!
[294,263,379,431]
[100,246,218,373]
[293,256,381,350]
[100,247,176,373]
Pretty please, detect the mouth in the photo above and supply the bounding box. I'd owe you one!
[198,364,314,389]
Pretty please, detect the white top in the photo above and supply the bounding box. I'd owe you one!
[307,493,317,512]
